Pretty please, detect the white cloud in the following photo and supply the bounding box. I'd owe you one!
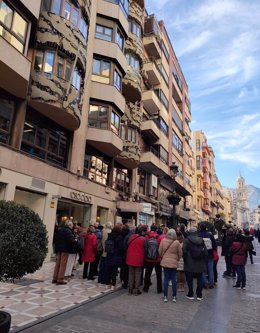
[178,30,213,56]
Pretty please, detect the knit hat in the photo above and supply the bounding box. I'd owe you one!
[167,228,177,240]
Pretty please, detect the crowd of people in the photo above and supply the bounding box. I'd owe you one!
[52,220,257,302]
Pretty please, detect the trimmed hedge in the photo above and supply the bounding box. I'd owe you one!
[0,200,48,281]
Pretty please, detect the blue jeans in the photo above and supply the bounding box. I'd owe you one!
[234,265,246,287]
[203,258,214,287]
[163,267,177,298]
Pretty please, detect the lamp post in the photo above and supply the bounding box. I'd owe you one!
[169,163,179,228]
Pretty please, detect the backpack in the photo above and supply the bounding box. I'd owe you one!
[97,239,103,254]
[188,238,207,260]
[145,236,159,260]
[203,237,212,250]
[105,238,115,254]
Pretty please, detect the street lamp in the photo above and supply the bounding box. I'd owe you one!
[169,163,180,228]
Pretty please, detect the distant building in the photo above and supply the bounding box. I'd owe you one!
[233,175,250,228]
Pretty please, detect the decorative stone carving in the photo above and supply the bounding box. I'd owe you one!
[129,0,144,27]
[123,101,142,128]
[125,33,144,63]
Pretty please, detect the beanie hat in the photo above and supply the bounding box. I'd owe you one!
[167,228,177,240]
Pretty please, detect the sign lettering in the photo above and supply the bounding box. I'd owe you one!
[70,191,92,204]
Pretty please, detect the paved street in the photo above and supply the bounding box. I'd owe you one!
[7,241,260,333]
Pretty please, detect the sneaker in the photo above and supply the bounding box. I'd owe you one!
[242,287,246,290]
[197,297,203,301]
[172,297,176,303]
[163,296,168,302]
[186,295,194,300]
[233,285,241,289]
[111,286,115,291]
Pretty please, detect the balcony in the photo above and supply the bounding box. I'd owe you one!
[91,81,126,114]
[86,127,123,157]
[125,32,144,62]
[140,147,168,177]
[125,101,142,128]
[37,12,87,73]
[0,37,31,98]
[94,38,127,74]
[129,0,144,27]
[115,141,141,169]
[29,71,81,130]
[143,34,161,60]
[142,58,161,86]
[122,66,142,103]
[140,119,160,142]
[142,90,160,115]
[203,158,209,170]
[144,15,162,60]
[97,0,128,35]
[202,204,211,215]
[197,189,204,198]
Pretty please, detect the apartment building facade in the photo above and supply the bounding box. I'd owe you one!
[0,0,195,256]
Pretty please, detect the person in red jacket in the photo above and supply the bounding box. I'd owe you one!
[82,225,97,280]
[143,225,163,293]
[126,226,147,295]
[230,234,247,289]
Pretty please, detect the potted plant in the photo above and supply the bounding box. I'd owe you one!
[167,191,181,205]
[0,200,48,332]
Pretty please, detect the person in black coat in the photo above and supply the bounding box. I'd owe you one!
[106,224,124,289]
[243,230,255,264]
[52,220,77,285]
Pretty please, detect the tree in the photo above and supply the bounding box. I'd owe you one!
[0,200,48,281]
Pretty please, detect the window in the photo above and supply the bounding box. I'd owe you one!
[34,50,44,71]
[0,97,14,144]
[172,130,183,154]
[41,0,88,39]
[125,52,140,71]
[120,124,137,143]
[111,111,120,134]
[88,103,120,135]
[44,51,55,74]
[79,16,88,38]
[92,58,111,84]
[0,1,28,53]
[114,168,130,193]
[172,107,182,131]
[159,146,168,163]
[88,104,108,129]
[84,154,109,185]
[159,117,168,136]
[129,19,141,38]
[116,28,124,50]
[161,40,169,60]
[196,139,201,151]
[172,64,182,91]
[21,111,69,168]
[72,66,81,90]
[114,69,122,90]
[155,89,168,110]
[160,64,169,84]
[196,156,202,170]
[95,24,113,41]
[65,61,72,81]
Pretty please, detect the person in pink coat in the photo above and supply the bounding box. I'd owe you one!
[82,225,97,280]
[126,226,147,295]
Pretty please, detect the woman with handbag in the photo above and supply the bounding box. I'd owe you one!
[158,229,182,303]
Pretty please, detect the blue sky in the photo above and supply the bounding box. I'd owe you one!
[146,0,260,189]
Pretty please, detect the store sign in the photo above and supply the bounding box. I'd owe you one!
[70,191,92,204]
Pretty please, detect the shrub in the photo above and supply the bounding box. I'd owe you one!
[0,200,48,281]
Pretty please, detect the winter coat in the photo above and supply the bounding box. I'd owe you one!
[55,225,76,253]
[101,227,112,258]
[221,234,234,256]
[126,234,147,267]
[230,241,247,266]
[198,230,217,259]
[158,236,182,269]
[82,232,97,263]
[106,230,124,266]
[183,234,207,273]
[145,231,164,263]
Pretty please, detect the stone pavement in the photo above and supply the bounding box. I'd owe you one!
[0,262,119,331]
[1,240,260,333]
